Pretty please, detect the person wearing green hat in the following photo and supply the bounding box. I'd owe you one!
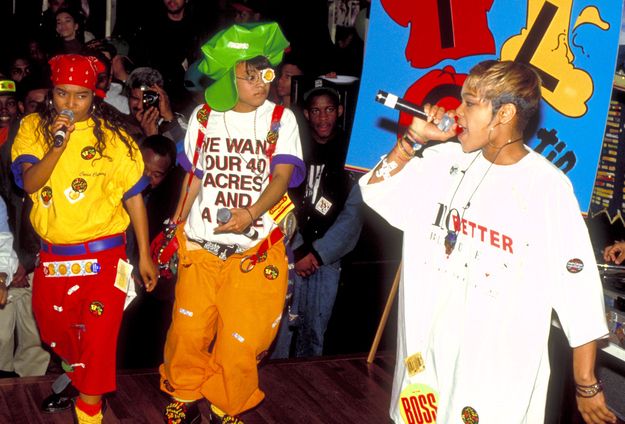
[158,22,305,424]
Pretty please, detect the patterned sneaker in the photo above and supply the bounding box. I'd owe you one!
[164,400,201,424]
[220,416,245,424]
[209,404,244,424]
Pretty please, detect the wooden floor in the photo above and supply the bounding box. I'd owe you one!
[0,353,394,424]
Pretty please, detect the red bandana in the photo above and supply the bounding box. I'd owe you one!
[48,54,107,98]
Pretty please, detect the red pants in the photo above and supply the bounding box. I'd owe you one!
[32,243,127,395]
[160,228,287,416]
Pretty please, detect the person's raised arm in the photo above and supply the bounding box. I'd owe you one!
[367,104,457,184]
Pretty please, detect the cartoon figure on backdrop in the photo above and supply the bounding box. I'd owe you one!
[156,22,304,424]
[360,60,615,424]
[381,0,495,68]
[272,87,363,359]
[500,0,609,118]
[11,54,158,424]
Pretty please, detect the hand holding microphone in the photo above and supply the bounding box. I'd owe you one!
[53,109,75,148]
[215,207,259,240]
[376,90,458,155]
[376,90,455,131]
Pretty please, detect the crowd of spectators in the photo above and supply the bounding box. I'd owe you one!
[0,0,368,374]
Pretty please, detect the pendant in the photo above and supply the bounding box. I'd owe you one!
[444,230,457,255]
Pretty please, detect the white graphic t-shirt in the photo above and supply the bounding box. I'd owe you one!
[360,142,608,424]
[183,100,303,250]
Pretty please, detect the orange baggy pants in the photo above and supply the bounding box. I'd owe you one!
[160,229,287,416]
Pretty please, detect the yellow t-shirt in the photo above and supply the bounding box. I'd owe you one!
[12,114,146,244]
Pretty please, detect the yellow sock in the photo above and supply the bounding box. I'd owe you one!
[74,405,103,424]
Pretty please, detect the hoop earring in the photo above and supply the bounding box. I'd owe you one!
[90,103,96,115]
[48,99,53,107]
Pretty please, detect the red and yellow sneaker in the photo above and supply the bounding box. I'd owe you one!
[209,404,244,424]
[164,400,201,424]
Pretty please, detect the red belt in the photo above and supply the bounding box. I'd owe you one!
[239,227,284,273]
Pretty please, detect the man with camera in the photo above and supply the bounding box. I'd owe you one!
[125,67,187,144]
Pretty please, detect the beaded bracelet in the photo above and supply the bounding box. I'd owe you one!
[575,380,603,398]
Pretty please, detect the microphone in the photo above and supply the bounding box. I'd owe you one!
[53,109,75,148]
[216,208,258,240]
[375,90,454,132]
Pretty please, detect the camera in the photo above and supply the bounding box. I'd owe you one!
[140,85,159,109]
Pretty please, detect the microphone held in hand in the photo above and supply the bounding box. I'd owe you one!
[53,109,75,147]
[375,90,454,132]
[217,208,258,240]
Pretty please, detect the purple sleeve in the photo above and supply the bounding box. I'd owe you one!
[271,154,306,188]
[177,151,203,180]
[11,154,40,189]
[123,175,150,200]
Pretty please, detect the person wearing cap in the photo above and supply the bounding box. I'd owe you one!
[83,39,131,115]
[0,80,19,147]
[158,22,304,424]
[271,86,362,359]
[230,0,267,24]
[11,54,158,424]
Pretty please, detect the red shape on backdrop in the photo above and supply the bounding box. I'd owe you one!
[381,0,496,69]
[398,66,467,136]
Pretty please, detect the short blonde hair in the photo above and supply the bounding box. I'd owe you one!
[464,60,542,129]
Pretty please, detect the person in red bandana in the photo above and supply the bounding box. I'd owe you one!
[11,54,158,424]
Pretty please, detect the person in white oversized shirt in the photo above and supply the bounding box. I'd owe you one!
[360,60,616,424]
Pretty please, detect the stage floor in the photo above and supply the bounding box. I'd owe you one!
[0,353,394,424]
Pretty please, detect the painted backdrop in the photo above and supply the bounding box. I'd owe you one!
[347,0,623,212]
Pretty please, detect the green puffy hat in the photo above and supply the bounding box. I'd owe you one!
[199,22,289,111]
